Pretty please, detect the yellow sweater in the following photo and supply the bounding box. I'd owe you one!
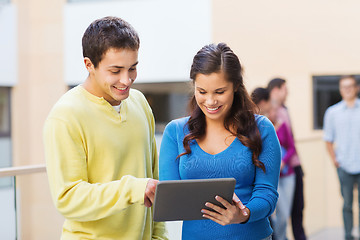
[44,86,167,240]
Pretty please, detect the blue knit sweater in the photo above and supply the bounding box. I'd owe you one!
[159,115,281,240]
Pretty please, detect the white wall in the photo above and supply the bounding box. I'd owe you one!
[64,0,212,85]
[0,4,17,86]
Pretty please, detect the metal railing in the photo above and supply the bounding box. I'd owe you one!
[0,164,46,177]
[0,164,47,239]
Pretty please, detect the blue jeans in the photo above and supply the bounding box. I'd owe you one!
[272,174,296,240]
[337,168,360,240]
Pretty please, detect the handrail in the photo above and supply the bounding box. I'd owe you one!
[0,164,46,177]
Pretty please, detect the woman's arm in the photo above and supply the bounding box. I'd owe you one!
[279,122,296,165]
[159,120,182,181]
[245,117,281,223]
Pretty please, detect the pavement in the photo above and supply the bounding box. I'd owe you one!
[309,227,358,240]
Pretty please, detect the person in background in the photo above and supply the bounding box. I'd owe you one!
[323,75,360,240]
[267,78,307,240]
[268,102,296,240]
[159,43,281,240]
[251,87,276,239]
[251,87,296,240]
[43,16,167,240]
[251,87,271,115]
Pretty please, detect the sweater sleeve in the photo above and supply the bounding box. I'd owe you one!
[159,120,182,181]
[278,122,296,165]
[246,116,281,223]
[44,117,149,222]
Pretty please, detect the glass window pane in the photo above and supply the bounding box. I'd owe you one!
[0,87,10,136]
[0,87,12,187]
[133,82,190,133]
[0,138,12,187]
[0,176,16,240]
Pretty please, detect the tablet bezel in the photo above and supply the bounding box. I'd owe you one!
[153,178,236,222]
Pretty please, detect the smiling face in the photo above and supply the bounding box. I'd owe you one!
[194,70,235,123]
[83,48,138,106]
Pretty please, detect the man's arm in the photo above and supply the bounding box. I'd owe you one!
[325,141,339,168]
[323,107,338,168]
[44,118,149,222]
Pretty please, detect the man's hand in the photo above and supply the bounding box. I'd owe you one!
[144,179,159,207]
[325,141,339,168]
[332,159,340,168]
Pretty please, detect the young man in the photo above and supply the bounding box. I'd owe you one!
[323,75,360,240]
[267,78,307,240]
[44,16,168,240]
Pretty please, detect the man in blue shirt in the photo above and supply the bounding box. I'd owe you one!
[323,75,360,240]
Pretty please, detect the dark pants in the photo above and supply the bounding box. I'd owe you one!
[291,166,306,240]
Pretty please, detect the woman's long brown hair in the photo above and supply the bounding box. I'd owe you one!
[179,43,265,172]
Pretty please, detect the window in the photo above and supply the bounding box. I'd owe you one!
[0,87,11,137]
[313,75,360,129]
[133,82,190,133]
[0,87,12,187]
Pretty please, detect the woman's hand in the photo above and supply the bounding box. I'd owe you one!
[201,193,250,225]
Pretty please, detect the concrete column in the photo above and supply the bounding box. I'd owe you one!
[12,0,66,239]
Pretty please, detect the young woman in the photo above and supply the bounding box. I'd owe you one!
[159,43,281,240]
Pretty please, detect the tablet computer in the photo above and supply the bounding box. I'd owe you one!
[153,178,236,222]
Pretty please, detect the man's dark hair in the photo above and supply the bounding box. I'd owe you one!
[82,16,140,68]
[267,78,286,93]
[251,87,270,105]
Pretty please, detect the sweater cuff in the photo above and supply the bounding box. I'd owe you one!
[245,198,271,223]
[128,177,150,205]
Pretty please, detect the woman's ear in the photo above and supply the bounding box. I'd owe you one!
[84,57,95,73]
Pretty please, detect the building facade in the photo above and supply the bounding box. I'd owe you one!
[1,0,360,239]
